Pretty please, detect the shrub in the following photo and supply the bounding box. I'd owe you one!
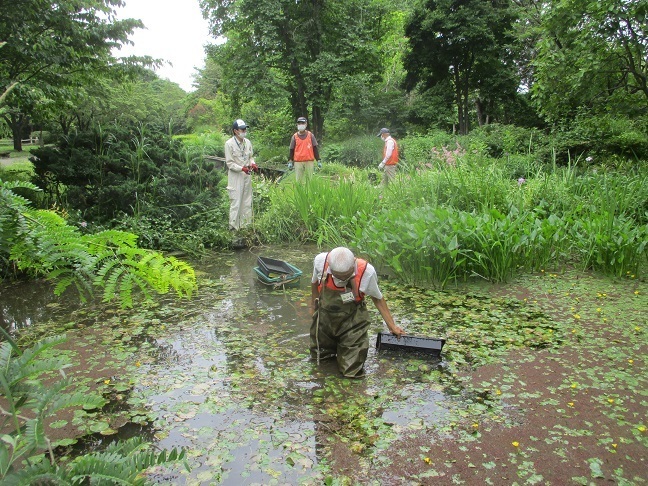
[321,136,381,168]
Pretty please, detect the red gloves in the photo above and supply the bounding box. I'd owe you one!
[241,166,250,174]
[250,162,260,173]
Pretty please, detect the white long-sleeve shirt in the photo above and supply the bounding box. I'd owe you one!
[381,136,395,165]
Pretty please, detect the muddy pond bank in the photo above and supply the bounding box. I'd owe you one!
[2,246,646,484]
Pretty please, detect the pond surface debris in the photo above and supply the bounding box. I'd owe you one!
[1,247,646,484]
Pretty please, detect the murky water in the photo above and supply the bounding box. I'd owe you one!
[1,246,453,484]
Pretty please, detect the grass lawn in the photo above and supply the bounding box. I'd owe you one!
[0,142,38,176]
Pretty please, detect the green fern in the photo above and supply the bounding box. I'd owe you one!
[0,334,188,483]
[1,178,197,308]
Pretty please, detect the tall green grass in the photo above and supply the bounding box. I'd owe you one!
[254,152,648,285]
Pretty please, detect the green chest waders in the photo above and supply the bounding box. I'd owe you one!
[310,284,371,378]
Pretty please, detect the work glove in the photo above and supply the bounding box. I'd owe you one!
[241,166,250,174]
[250,162,260,173]
[288,161,294,170]
[378,162,386,170]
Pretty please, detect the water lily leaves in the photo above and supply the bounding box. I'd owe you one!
[49,420,68,429]
[89,421,110,433]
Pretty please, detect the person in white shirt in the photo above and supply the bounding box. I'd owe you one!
[224,119,259,231]
[310,247,404,378]
[377,127,399,186]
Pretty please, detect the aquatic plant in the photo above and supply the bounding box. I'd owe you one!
[1,179,197,307]
[0,331,187,483]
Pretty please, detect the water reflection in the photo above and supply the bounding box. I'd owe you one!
[0,280,67,332]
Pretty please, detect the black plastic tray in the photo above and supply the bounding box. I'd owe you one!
[257,256,294,277]
[376,332,445,356]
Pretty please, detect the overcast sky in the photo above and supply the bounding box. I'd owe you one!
[114,0,213,92]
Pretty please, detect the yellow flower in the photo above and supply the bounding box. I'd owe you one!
[472,423,479,428]
[608,398,615,404]
[635,327,642,332]
[596,308,602,312]
[568,402,574,407]
[512,441,519,447]
[496,389,502,395]
[104,379,110,385]
[612,443,617,448]
[571,383,578,389]
[638,426,646,433]
[572,329,577,333]
[634,290,640,295]
[135,361,141,367]
[628,359,634,364]
[573,314,581,319]
[423,457,432,464]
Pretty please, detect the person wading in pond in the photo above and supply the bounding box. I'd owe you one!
[377,127,398,186]
[288,116,320,182]
[310,247,405,378]
[225,119,259,231]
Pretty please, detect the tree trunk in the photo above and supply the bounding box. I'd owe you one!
[476,98,485,127]
[311,105,323,142]
[10,113,26,152]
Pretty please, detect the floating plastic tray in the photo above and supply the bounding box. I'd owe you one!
[254,260,302,287]
[257,256,295,277]
[376,332,445,356]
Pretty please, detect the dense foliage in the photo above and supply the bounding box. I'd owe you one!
[28,125,229,253]
[0,0,156,151]
[0,179,196,307]
[254,135,648,286]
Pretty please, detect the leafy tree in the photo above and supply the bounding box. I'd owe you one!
[0,0,153,150]
[404,0,519,134]
[531,0,648,124]
[199,0,388,139]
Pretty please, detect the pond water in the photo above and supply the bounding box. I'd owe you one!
[1,245,458,484]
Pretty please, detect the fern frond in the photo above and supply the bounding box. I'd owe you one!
[47,390,105,416]
[0,459,60,486]
[8,358,69,389]
[126,446,187,471]
[68,452,140,485]
[103,436,149,456]
[24,417,47,451]
[0,341,14,371]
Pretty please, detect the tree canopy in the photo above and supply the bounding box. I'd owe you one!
[404,0,519,135]
[0,0,155,150]
[199,0,391,139]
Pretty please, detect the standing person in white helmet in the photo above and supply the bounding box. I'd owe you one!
[224,119,259,231]
[377,127,399,186]
[288,116,320,182]
[310,246,405,378]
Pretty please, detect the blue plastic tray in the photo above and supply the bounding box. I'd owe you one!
[254,262,302,286]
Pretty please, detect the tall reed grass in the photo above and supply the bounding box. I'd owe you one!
[254,155,648,286]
